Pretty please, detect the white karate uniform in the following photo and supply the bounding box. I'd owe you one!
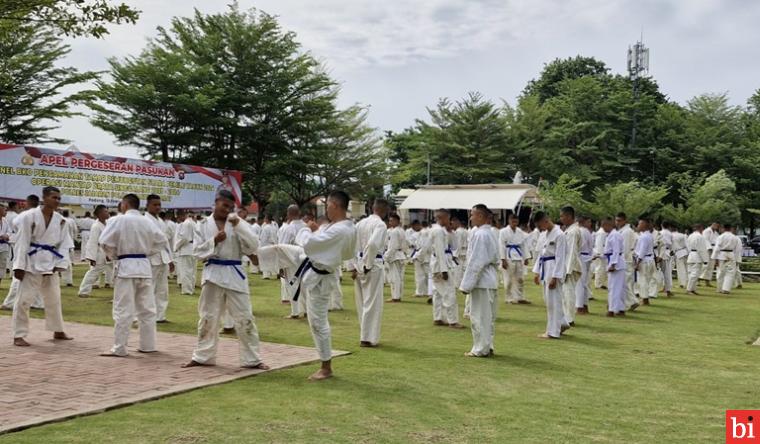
[576,226,593,308]
[498,226,528,303]
[279,219,308,315]
[533,226,567,338]
[429,223,458,324]
[146,213,173,322]
[165,219,177,279]
[459,224,499,356]
[604,229,627,313]
[174,218,197,295]
[78,219,113,295]
[259,222,278,279]
[0,216,11,280]
[620,224,639,307]
[59,216,78,286]
[4,210,17,271]
[385,226,407,301]
[700,227,718,281]
[453,227,469,288]
[410,228,432,296]
[249,223,262,273]
[562,223,582,323]
[77,216,94,260]
[712,231,740,293]
[593,228,608,289]
[11,208,73,338]
[352,214,387,344]
[733,238,743,289]
[190,216,262,366]
[686,231,709,292]
[99,209,168,356]
[634,231,657,300]
[672,231,689,287]
[658,228,673,293]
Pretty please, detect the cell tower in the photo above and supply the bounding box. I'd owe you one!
[627,32,650,154]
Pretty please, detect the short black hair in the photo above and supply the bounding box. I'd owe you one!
[508,213,519,221]
[560,206,575,217]
[435,208,450,216]
[8,201,17,210]
[411,219,420,225]
[389,213,400,222]
[373,198,389,208]
[328,190,350,210]
[616,212,627,220]
[147,194,161,202]
[62,209,70,217]
[472,204,492,216]
[123,193,140,209]
[42,186,60,197]
[421,221,429,227]
[26,194,39,207]
[533,211,549,223]
[216,189,235,202]
[94,205,107,215]
[84,211,91,217]
[723,223,733,230]
[638,216,652,224]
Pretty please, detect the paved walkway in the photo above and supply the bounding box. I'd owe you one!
[0,317,347,434]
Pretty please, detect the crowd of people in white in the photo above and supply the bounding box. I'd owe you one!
[0,187,745,379]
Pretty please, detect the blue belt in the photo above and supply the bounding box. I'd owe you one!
[359,252,383,260]
[29,242,63,259]
[539,256,555,280]
[444,247,459,265]
[289,258,330,301]
[118,254,147,260]
[505,244,523,258]
[581,252,591,255]
[206,258,245,280]
[604,253,612,263]
[0,239,7,244]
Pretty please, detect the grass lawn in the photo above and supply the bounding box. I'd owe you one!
[1,264,759,443]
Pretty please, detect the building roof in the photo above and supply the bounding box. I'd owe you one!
[398,184,539,210]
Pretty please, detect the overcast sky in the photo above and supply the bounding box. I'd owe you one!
[47,0,760,158]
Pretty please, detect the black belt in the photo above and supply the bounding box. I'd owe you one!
[290,258,330,301]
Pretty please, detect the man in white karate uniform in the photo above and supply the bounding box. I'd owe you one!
[575,215,594,314]
[11,186,75,346]
[712,223,740,295]
[182,190,269,370]
[532,211,567,339]
[409,220,432,299]
[452,215,469,290]
[248,216,262,274]
[77,211,94,262]
[686,224,709,295]
[634,217,658,305]
[671,225,689,288]
[700,222,720,286]
[428,209,463,328]
[258,215,278,280]
[2,195,43,311]
[601,218,626,317]
[78,205,112,297]
[732,226,743,289]
[385,214,407,302]
[460,204,499,357]
[499,214,530,305]
[0,204,11,289]
[560,206,582,326]
[174,210,197,295]
[59,209,78,287]
[4,201,18,272]
[145,194,175,323]
[658,222,674,297]
[280,205,307,318]
[616,212,640,311]
[352,198,389,346]
[162,211,177,280]
[98,193,168,357]
[593,223,609,290]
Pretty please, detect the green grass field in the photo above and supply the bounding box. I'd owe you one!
[1,265,759,443]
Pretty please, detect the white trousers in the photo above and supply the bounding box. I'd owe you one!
[330,271,344,310]
[110,277,156,356]
[700,258,715,281]
[80,232,90,257]
[413,261,431,296]
[594,259,608,288]
[354,267,384,345]
[661,257,673,292]
[151,264,170,321]
[191,282,262,367]
[387,260,404,300]
[576,261,592,308]
[469,288,497,356]
[607,269,626,313]
[542,280,563,338]
[675,257,687,287]
[637,262,658,299]
[79,262,113,295]
[734,265,742,288]
[432,273,459,324]
[716,259,736,293]
[12,273,65,338]
[177,256,196,294]
[686,262,702,292]
[562,274,579,324]
[501,261,525,302]
[306,273,335,362]
[624,262,638,307]
[0,251,8,279]
[60,249,74,285]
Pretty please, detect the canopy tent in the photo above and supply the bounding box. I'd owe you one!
[398,184,540,211]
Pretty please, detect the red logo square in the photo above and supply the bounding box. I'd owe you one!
[727,410,760,443]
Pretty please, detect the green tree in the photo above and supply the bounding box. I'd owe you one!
[684,170,741,226]
[537,174,590,221]
[523,55,609,103]
[0,21,98,143]
[589,181,668,220]
[0,0,139,38]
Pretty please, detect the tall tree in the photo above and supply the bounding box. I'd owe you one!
[522,56,609,103]
[0,0,139,38]
[0,21,98,143]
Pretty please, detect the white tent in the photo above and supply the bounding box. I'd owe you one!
[398,184,539,211]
